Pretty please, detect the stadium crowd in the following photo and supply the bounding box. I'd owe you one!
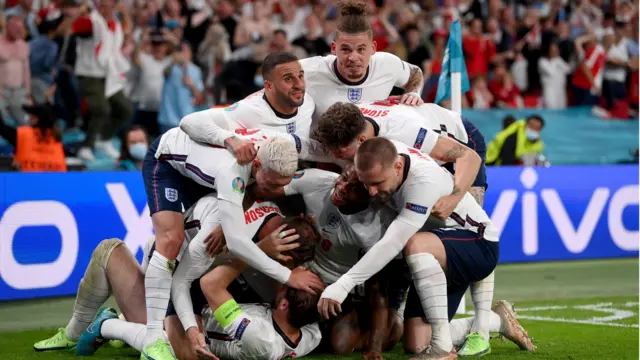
[0,0,637,171]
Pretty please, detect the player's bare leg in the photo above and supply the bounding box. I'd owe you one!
[330,310,361,355]
[75,241,150,355]
[142,211,185,359]
[492,300,535,351]
[165,315,205,360]
[403,232,456,360]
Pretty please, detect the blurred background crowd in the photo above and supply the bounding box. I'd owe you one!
[0,0,637,171]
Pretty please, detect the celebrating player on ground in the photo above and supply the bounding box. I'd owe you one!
[318,138,501,359]
[301,0,424,123]
[140,127,328,359]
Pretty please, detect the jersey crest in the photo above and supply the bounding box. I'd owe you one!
[165,188,178,202]
[348,88,362,102]
[326,213,342,229]
[286,122,296,133]
[232,177,245,195]
[225,102,239,111]
[293,170,305,179]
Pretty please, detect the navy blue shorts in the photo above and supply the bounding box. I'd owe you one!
[143,137,210,215]
[444,118,488,190]
[404,229,499,321]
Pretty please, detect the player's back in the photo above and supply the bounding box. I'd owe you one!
[300,53,406,123]
[202,304,321,360]
[222,91,314,138]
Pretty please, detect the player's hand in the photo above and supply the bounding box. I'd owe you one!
[224,137,257,164]
[286,266,325,295]
[317,298,342,320]
[399,92,424,106]
[203,225,225,257]
[363,351,384,360]
[258,224,300,262]
[431,193,463,220]
[186,327,219,360]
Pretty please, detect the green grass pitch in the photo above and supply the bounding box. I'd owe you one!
[0,258,638,360]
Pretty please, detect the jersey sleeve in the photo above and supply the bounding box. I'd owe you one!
[179,107,236,146]
[219,200,292,284]
[214,164,251,206]
[214,301,274,357]
[376,52,412,88]
[395,173,448,228]
[294,323,323,357]
[284,169,338,196]
[383,112,439,154]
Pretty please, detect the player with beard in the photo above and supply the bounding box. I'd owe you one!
[251,165,406,359]
[179,52,315,164]
[318,138,502,359]
[299,0,424,124]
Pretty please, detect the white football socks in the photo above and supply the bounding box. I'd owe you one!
[470,272,495,341]
[143,251,174,347]
[449,311,503,346]
[101,319,146,351]
[406,253,453,352]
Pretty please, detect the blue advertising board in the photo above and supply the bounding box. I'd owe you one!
[0,166,638,301]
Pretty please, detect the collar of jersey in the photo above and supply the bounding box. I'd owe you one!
[272,317,302,348]
[262,94,298,119]
[364,117,380,136]
[332,59,370,86]
[398,153,411,189]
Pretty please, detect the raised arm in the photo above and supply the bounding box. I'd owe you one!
[179,108,236,147]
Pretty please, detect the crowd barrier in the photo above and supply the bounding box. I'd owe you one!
[0,165,637,301]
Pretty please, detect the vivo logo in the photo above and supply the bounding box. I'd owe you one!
[488,168,639,256]
[0,183,153,290]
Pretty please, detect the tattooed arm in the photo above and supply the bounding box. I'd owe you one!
[429,136,481,218]
[469,186,486,207]
[401,62,425,95]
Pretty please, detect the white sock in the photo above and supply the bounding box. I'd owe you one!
[449,311,504,346]
[406,253,452,352]
[101,319,146,352]
[65,259,111,340]
[450,317,473,346]
[470,272,495,340]
[396,287,410,323]
[143,251,174,347]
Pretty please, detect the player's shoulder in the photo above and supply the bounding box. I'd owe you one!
[300,55,333,72]
[370,51,403,71]
[418,103,461,121]
[293,168,339,183]
[234,92,271,114]
[299,322,322,347]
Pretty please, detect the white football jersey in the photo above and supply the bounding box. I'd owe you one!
[283,169,396,285]
[300,52,413,123]
[356,100,468,162]
[220,91,314,138]
[389,140,498,241]
[202,304,322,360]
[155,128,333,207]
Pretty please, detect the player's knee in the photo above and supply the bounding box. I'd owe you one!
[385,312,403,351]
[403,232,438,256]
[92,238,124,269]
[155,228,185,256]
[331,334,357,355]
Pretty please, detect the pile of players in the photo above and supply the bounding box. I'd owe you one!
[33,2,536,359]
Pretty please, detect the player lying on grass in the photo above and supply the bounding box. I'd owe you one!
[32,194,318,357]
[251,165,406,359]
[75,216,321,360]
[317,138,499,359]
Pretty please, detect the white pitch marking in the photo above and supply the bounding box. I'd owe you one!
[516,315,639,328]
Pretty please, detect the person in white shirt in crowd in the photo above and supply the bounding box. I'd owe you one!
[538,42,572,109]
[601,21,632,113]
[299,0,424,124]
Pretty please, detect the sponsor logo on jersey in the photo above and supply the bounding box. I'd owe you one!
[348,88,362,102]
[405,202,428,214]
[244,205,280,224]
[165,188,178,202]
[293,170,305,179]
[291,134,302,153]
[286,122,296,133]
[359,107,389,117]
[234,318,251,340]
[232,177,245,195]
[326,213,342,229]
[225,102,239,111]
[414,128,428,149]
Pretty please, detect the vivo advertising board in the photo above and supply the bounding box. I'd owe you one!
[0,166,637,301]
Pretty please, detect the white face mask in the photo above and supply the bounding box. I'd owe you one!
[525,128,541,141]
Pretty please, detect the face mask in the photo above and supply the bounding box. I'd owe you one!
[129,143,148,161]
[525,128,540,142]
[254,75,264,87]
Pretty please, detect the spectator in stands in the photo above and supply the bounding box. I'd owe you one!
[130,30,175,138]
[5,0,37,38]
[502,114,516,130]
[403,23,430,70]
[486,17,515,67]
[158,42,203,133]
[29,12,61,105]
[292,14,331,57]
[490,64,523,108]
[486,114,545,166]
[116,124,149,171]
[214,0,239,51]
[71,0,132,161]
[463,18,496,79]
[466,75,493,109]
[0,15,30,125]
[269,29,306,59]
[598,21,632,118]
[0,102,66,172]
[571,32,606,106]
[538,42,572,109]
[233,0,275,49]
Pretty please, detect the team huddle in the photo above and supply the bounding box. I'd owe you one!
[33,2,536,360]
